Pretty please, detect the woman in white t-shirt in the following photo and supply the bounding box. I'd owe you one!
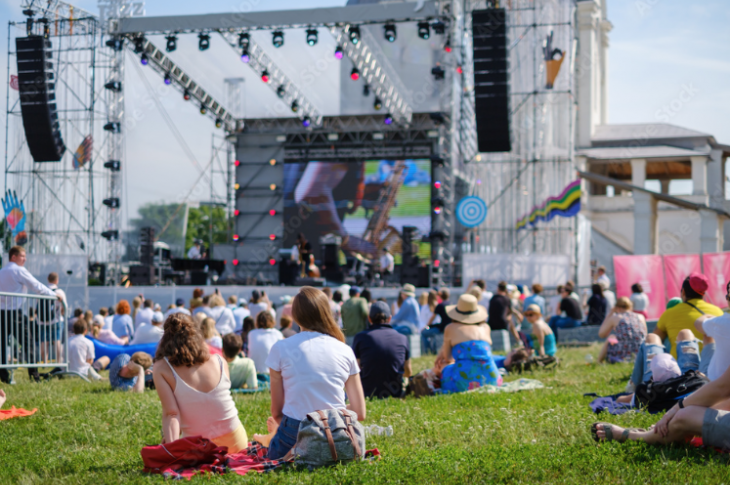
[247,311,284,375]
[206,294,236,336]
[418,290,440,332]
[252,287,366,460]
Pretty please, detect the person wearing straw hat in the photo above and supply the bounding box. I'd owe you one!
[437,294,502,394]
[523,304,557,357]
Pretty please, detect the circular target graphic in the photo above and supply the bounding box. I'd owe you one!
[455,196,488,228]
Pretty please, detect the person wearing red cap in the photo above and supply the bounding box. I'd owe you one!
[654,274,722,358]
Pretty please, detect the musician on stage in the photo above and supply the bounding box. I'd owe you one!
[296,233,312,277]
[187,239,203,260]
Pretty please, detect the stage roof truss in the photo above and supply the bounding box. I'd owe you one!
[113,2,442,35]
[218,31,322,127]
[129,36,238,132]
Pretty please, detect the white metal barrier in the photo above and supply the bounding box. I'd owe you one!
[0,291,68,378]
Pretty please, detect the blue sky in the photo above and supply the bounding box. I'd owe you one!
[0,0,728,224]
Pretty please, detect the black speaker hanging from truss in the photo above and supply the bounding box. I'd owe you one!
[15,36,66,162]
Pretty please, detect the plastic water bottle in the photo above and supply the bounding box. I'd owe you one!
[585,353,594,365]
[365,425,393,437]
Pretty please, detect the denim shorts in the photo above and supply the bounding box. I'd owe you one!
[703,409,730,450]
[267,415,301,460]
[676,339,714,376]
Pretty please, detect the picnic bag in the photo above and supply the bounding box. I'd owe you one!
[634,370,709,413]
[505,354,559,374]
[288,409,365,467]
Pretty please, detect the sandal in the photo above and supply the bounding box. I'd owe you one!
[590,422,644,443]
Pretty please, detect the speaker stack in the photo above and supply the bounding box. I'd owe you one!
[472,9,511,153]
[16,36,66,162]
[129,227,156,286]
[401,226,426,287]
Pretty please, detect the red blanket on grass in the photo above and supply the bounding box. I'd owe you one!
[141,435,381,479]
[0,407,37,420]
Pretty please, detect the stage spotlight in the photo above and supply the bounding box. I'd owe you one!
[432,20,446,34]
[334,45,344,59]
[234,159,240,166]
[417,22,430,40]
[444,38,452,53]
[164,73,172,85]
[215,118,223,129]
[232,259,239,266]
[276,85,286,98]
[238,32,250,49]
[363,84,370,97]
[183,89,191,101]
[269,209,277,216]
[350,67,360,81]
[241,48,250,63]
[434,181,442,189]
[384,23,397,42]
[269,184,277,191]
[140,53,149,65]
[133,36,145,53]
[433,206,442,215]
[269,259,276,266]
[431,65,445,80]
[165,35,177,52]
[373,97,382,110]
[272,31,284,48]
[200,106,207,115]
[433,259,440,268]
[234,183,240,190]
[384,113,393,125]
[234,209,240,216]
[269,234,276,241]
[261,70,270,83]
[302,116,312,127]
[269,159,277,166]
[291,101,299,113]
[306,28,318,46]
[232,234,240,241]
[198,33,210,51]
[349,26,360,45]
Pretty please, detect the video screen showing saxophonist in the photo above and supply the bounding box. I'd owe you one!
[282,159,432,261]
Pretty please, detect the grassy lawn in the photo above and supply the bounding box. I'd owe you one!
[2,345,730,484]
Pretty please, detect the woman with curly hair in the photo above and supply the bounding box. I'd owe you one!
[111,300,134,340]
[153,313,247,452]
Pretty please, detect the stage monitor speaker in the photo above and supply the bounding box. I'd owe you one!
[15,36,66,162]
[472,9,511,153]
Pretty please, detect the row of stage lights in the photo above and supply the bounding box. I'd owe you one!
[232,158,278,252]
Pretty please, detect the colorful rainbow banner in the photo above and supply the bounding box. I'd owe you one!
[72,135,93,170]
[515,180,581,230]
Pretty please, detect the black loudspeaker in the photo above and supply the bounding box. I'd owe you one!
[190,271,208,285]
[129,265,155,286]
[401,226,421,286]
[139,227,155,265]
[16,36,66,162]
[472,9,511,153]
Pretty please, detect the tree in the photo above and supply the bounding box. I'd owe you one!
[185,206,230,255]
[127,202,188,258]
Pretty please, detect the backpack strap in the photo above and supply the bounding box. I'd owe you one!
[341,411,362,460]
[317,410,338,462]
[684,301,705,315]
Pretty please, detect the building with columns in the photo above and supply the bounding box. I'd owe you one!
[574,0,730,274]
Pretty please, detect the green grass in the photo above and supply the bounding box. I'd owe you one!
[350,185,431,219]
[2,346,730,484]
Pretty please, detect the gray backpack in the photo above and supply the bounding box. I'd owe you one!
[288,409,365,467]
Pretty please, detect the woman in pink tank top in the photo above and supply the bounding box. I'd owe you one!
[153,314,247,452]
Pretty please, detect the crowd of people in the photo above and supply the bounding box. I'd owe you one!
[3,243,730,457]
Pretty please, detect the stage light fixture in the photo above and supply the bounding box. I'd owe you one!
[433,259,441,268]
[269,209,277,216]
[166,35,177,52]
[272,31,284,48]
[269,159,276,166]
[238,32,250,49]
[101,230,119,241]
[140,53,148,65]
[104,160,121,171]
[444,38,452,53]
[302,116,312,127]
[384,23,397,42]
[456,65,463,74]
[434,181,442,189]
[133,36,145,53]
[215,118,223,129]
[261,70,270,83]
[183,89,191,101]
[363,84,370,97]
[234,183,240,190]
[349,26,360,45]
[434,206,442,214]
[373,97,382,110]
[269,184,277,191]
[276,85,286,98]
[200,106,207,115]
[417,22,430,40]
[350,67,360,81]
[306,28,318,46]
[269,259,276,266]
[106,38,123,51]
[431,65,445,80]
[269,234,276,241]
[232,234,240,241]
[198,33,210,51]
[104,81,121,91]
[334,45,344,59]
[234,209,240,216]
[291,101,299,112]
[164,73,172,85]
[234,159,240,166]
[432,20,446,34]
[103,198,120,209]
[241,48,250,63]
[384,113,393,125]
[232,259,239,266]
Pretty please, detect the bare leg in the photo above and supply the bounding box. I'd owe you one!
[595,406,705,445]
[253,416,279,447]
[598,340,610,363]
[616,393,633,404]
[645,333,663,345]
[93,356,110,371]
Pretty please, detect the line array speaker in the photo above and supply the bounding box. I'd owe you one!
[16,36,66,162]
[472,9,511,153]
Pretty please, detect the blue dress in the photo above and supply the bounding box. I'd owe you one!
[440,340,501,394]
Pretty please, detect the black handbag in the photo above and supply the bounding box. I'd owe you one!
[634,370,709,413]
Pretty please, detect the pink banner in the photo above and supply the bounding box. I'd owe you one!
[663,254,701,301]
[613,255,666,320]
[702,253,730,309]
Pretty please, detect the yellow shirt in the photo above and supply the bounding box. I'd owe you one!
[656,298,723,357]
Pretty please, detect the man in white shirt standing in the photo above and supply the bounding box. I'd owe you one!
[43,272,67,365]
[0,246,60,383]
[134,299,154,329]
[595,266,611,289]
[379,249,395,284]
